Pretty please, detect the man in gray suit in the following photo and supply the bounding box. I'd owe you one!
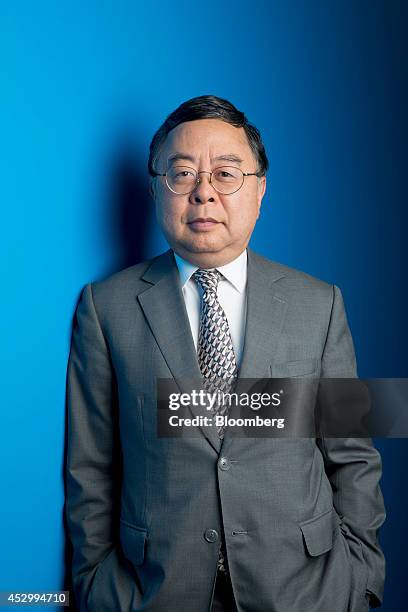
[65,95,386,611]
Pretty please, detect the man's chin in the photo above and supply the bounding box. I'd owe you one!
[179,239,225,254]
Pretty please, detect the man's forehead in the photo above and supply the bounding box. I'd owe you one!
[161,119,253,164]
[167,119,247,144]
[166,152,245,166]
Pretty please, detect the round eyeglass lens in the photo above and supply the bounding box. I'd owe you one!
[166,166,197,194]
[211,166,244,194]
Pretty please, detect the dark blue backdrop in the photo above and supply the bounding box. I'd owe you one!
[1,1,406,609]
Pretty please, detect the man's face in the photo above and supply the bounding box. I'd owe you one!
[150,118,266,267]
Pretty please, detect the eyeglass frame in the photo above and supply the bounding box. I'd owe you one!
[150,164,263,195]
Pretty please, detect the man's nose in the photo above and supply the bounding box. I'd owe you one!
[189,171,216,203]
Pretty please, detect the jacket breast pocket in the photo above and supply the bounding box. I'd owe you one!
[298,507,335,556]
[272,358,319,378]
[120,519,147,566]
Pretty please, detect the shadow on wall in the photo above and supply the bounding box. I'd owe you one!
[62,140,153,610]
[104,141,154,274]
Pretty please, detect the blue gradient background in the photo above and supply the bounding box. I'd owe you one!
[1,1,406,609]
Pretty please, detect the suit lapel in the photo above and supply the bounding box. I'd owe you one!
[138,249,201,382]
[137,249,221,453]
[236,248,288,382]
[220,248,289,454]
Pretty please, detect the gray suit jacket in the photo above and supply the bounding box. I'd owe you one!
[65,247,386,611]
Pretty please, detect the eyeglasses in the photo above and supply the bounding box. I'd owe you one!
[151,165,261,195]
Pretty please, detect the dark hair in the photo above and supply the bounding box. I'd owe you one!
[148,94,269,177]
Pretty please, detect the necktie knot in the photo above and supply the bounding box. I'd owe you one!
[193,269,221,294]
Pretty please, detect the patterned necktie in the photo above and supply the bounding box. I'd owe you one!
[193,268,238,575]
[193,269,238,428]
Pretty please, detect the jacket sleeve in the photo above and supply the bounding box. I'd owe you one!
[65,283,135,611]
[317,284,386,608]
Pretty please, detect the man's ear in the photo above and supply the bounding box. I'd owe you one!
[256,175,266,215]
[149,178,156,200]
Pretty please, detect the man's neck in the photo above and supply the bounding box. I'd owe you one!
[171,247,248,269]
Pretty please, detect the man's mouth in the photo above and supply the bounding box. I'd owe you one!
[188,217,220,230]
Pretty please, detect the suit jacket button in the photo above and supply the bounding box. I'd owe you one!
[204,529,219,543]
[218,457,230,470]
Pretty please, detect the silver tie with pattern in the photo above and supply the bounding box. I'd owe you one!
[193,268,238,575]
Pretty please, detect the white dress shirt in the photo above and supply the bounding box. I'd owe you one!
[173,248,248,368]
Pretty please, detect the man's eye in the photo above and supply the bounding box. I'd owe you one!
[174,171,194,178]
[214,170,236,180]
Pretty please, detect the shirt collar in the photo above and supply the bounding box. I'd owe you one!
[173,248,247,294]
